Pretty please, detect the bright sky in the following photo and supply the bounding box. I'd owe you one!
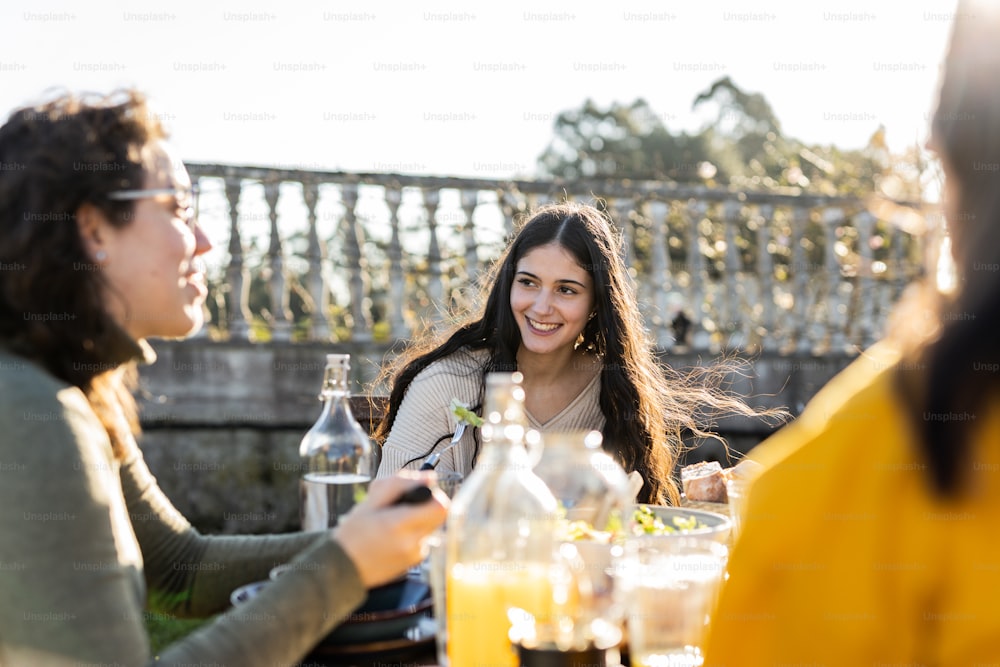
[0,0,958,180]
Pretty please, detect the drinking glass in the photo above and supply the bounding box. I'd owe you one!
[622,536,728,667]
[725,477,751,542]
[426,471,462,665]
[425,534,451,666]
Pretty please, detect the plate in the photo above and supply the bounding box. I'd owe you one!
[307,615,436,663]
[324,574,432,645]
[230,573,433,646]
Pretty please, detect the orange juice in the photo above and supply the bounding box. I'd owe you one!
[447,561,558,667]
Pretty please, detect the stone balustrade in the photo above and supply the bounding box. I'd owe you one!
[188,163,933,357]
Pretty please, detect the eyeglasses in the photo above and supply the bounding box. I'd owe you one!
[106,184,200,230]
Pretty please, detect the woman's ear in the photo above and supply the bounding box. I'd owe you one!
[75,203,109,263]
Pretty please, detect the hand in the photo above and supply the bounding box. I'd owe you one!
[333,473,448,588]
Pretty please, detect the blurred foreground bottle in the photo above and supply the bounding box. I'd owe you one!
[446,372,560,667]
[299,354,373,531]
[527,430,633,660]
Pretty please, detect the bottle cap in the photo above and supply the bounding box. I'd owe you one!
[325,353,350,369]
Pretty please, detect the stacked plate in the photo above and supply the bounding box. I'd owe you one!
[230,569,435,662]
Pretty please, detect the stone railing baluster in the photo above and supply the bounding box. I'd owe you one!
[224,178,251,341]
[617,198,639,284]
[722,200,746,350]
[646,199,673,349]
[263,181,292,341]
[854,211,878,348]
[302,180,330,340]
[384,186,408,339]
[497,188,521,240]
[823,207,848,353]
[422,188,443,312]
[685,200,711,351]
[756,204,777,353]
[460,189,480,290]
[340,183,372,341]
[790,206,812,354]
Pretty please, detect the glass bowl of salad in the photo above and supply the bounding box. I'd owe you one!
[630,504,732,544]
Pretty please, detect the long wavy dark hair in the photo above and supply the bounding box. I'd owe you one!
[894,1,1000,496]
[375,202,779,504]
[0,89,164,457]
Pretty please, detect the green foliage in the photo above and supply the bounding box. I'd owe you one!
[537,98,713,181]
[145,613,208,653]
[537,77,930,201]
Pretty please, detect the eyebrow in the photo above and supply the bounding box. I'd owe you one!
[515,270,588,289]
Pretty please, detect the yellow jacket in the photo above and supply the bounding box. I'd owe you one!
[704,342,1000,665]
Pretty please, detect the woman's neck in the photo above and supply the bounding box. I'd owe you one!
[515,347,601,425]
[515,346,596,386]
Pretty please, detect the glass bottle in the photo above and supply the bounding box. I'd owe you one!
[445,372,560,667]
[299,354,373,531]
[531,430,633,654]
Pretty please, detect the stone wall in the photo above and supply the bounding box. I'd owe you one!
[137,338,854,534]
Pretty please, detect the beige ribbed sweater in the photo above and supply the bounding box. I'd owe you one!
[377,348,605,477]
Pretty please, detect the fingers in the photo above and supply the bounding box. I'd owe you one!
[336,510,444,587]
[333,474,449,588]
[362,472,439,510]
[384,490,449,535]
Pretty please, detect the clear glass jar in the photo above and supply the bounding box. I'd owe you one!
[298,354,373,531]
[532,430,633,652]
[445,372,560,667]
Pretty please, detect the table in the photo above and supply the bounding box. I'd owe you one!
[300,642,437,666]
[305,499,732,666]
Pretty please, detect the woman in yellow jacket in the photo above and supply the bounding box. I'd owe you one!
[704,1,1000,663]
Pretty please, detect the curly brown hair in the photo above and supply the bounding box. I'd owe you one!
[0,89,166,456]
[375,202,785,504]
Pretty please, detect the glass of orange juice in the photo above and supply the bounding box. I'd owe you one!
[447,560,560,667]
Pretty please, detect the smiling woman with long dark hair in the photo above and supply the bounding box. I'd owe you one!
[375,202,779,505]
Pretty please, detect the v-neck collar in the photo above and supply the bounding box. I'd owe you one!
[525,371,601,429]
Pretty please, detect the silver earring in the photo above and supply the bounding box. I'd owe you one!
[95,250,107,262]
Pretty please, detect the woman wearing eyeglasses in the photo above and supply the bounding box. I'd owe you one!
[0,90,447,666]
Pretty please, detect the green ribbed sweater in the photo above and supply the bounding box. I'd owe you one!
[0,346,366,666]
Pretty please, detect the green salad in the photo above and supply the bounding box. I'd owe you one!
[560,506,706,543]
[450,398,484,428]
[630,505,703,535]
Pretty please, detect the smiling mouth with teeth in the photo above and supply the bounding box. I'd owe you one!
[528,317,560,332]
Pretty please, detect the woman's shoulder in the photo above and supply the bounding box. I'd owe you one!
[402,348,487,411]
[0,347,108,460]
[411,347,489,382]
[0,347,83,417]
